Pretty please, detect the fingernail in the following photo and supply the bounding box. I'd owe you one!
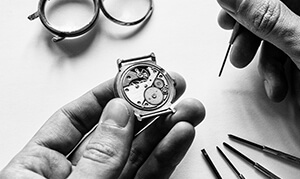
[219,0,243,13]
[264,80,273,98]
[100,99,131,128]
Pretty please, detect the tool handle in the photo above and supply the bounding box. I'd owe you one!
[254,163,281,179]
[263,146,300,165]
[229,23,242,44]
[238,174,246,179]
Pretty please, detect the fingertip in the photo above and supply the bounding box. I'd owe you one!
[173,98,206,127]
[169,71,186,89]
[172,122,195,143]
[230,45,251,68]
[154,122,196,167]
[169,71,186,100]
[230,30,261,68]
[259,43,288,102]
[217,10,236,30]
[100,98,135,128]
[91,78,116,106]
[260,63,288,102]
[134,122,195,179]
[264,77,288,102]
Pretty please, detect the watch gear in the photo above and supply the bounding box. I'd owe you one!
[114,53,176,121]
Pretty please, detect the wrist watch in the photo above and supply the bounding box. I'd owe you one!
[114,53,176,122]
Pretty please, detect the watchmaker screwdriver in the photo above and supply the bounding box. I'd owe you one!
[218,23,242,77]
[223,142,281,179]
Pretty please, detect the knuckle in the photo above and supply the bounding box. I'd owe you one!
[83,142,120,164]
[128,147,146,167]
[247,0,281,36]
[60,106,89,135]
[60,97,97,135]
[0,169,11,179]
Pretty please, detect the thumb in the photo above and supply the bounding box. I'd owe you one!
[217,0,300,68]
[68,98,135,179]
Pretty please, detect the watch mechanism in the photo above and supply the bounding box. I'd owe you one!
[120,64,171,111]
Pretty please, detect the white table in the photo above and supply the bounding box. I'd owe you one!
[1,0,300,178]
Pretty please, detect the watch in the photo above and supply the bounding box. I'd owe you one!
[114,53,176,122]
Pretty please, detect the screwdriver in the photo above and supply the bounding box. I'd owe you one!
[218,23,242,77]
[201,149,222,179]
[223,142,281,179]
[217,146,245,179]
[228,134,300,165]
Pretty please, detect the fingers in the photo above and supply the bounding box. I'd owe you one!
[217,0,300,68]
[218,9,261,68]
[258,42,288,102]
[69,99,135,179]
[169,71,186,102]
[30,72,186,156]
[30,79,115,155]
[290,63,300,107]
[230,27,261,68]
[218,9,235,30]
[118,98,205,179]
[134,122,195,179]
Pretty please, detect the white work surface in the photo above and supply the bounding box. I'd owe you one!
[1,0,300,178]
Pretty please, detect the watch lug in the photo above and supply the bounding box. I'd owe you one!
[117,53,156,70]
[136,113,143,121]
[117,58,123,70]
[150,52,156,63]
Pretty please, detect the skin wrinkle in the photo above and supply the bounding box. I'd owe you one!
[44,153,61,179]
[60,105,90,136]
[44,120,73,147]
[247,1,300,63]
[32,116,82,156]
[61,92,102,136]
[281,20,300,61]
[26,147,70,179]
[19,149,53,178]
[83,142,118,164]
[240,0,281,37]
[91,79,115,108]
[81,117,130,167]
[128,145,147,166]
[0,167,38,179]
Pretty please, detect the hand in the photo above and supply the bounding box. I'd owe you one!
[0,72,205,179]
[217,0,300,102]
